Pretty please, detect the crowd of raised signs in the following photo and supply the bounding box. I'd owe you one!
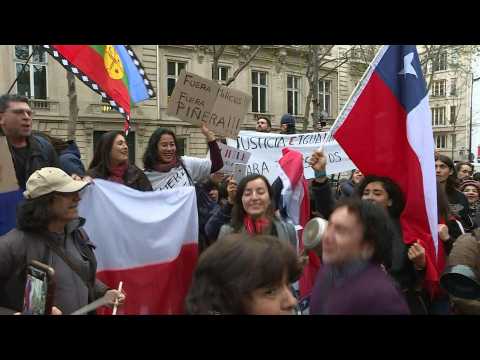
[1,94,480,315]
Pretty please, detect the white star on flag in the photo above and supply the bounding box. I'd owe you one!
[398,52,418,78]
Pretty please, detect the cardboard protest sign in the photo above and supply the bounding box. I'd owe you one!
[227,131,356,184]
[167,71,251,138]
[0,137,19,193]
[217,142,251,174]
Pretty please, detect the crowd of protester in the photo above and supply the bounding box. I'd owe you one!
[1,93,480,315]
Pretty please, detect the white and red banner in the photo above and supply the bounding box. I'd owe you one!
[78,179,198,314]
[227,130,356,184]
[331,45,440,297]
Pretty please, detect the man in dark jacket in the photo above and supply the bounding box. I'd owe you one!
[0,167,125,315]
[0,94,58,236]
[0,94,58,189]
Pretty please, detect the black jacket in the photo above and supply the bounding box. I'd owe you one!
[0,218,109,314]
[8,135,59,189]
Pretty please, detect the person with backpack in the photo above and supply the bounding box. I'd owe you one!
[142,124,223,252]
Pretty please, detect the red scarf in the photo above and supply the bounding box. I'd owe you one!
[243,215,271,235]
[108,162,128,184]
[154,158,180,173]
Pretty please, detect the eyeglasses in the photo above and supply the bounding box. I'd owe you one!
[3,108,34,116]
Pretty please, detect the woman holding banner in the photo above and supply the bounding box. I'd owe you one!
[142,122,223,191]
[87,130,152,191]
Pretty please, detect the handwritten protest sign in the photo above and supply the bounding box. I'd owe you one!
[216,142,251,174]
[167,71,251,138]
[226,131,356,184]
[0,137,19,193]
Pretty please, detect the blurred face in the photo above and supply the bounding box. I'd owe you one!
[436,160,453,183]
[256,118,270,132]
[322,206,371,265]
[0,101,33,141]
[157,134,176,163]
[208,189,219,203]
[463,185,479,204]
[362,181,392,209]
[244,274,297,315]
[280,124,288,133]
[242,178,271,219]
[458,165,473,180]
[50,192,81,224]
[352,170,364,184]
[110,134,128,165]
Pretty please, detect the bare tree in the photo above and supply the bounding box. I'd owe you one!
[66,72,79,141]
[302,45,378,132]
[208,45,264,86]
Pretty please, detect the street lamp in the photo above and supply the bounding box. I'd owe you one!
[469,74,480,161]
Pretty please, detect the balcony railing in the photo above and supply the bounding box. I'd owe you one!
[29,99,59,114]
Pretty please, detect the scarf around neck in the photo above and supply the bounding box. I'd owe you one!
[153,157,180,173]
[243,215,271,235]
[108,162,128,184]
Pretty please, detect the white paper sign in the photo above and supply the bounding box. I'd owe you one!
[217,142,251,174]
[226,131,356,184]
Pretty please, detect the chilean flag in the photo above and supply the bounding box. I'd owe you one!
[278,148,320,299]
[331,45,440,297]
[78,180,198,314]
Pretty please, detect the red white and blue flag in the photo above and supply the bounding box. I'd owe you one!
[278,148,320,301]
[78,180,198,314]
[331,45,441,297]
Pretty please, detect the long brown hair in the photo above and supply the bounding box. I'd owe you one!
[88,130,125,178]
[231,174,275,232]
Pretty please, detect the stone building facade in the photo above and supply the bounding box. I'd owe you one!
[0,45,473,169]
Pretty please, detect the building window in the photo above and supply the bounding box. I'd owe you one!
[251,70,268,113]
[451,134,456,149]
[450,105,457,124]
[212,65,229,83]
[14,45,47,99]
[176,137,186,156]
[287,75,301,115]
[318,79,332,116]
[432,52,447,72]
[432,80,446,97]
[435,134,447,149]
[167,60,186,96]
[432,107,446,126]
[450,78,457,96]
[93,131,136,164]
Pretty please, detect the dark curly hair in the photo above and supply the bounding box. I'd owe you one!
[17,193,56,233]
[185,234,302,314]
[333,197,394,267]
[143,128,182,171]
[355,175,405,220]
[231,174,275,232]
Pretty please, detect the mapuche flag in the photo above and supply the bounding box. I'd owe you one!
[43,45,156,132]
[331,45,441,298]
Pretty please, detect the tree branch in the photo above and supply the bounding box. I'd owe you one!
[225,45,263,87]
